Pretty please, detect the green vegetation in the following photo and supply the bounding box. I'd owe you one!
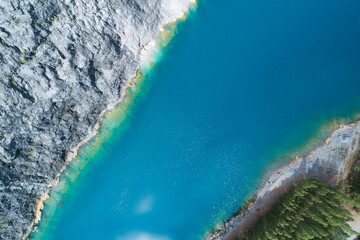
[343,161,360,212]
[240,180,360,240]
[50,14,57,22]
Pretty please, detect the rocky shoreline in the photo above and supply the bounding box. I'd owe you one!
[0,1,195,239]
[2,1,359,240]
[207,122,360,240]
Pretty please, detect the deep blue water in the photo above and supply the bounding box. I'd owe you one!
[32,0,360,239]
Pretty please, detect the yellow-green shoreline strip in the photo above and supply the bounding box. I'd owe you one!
[30,3,198,238]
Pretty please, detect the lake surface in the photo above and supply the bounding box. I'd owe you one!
[31,0,360,239]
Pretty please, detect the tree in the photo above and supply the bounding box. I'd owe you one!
[240,180,358,240]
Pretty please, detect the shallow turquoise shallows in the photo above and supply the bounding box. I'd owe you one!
[31,0,360,239]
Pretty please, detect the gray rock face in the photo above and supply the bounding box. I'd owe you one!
[0,0,194,239]
[207,123,360,240]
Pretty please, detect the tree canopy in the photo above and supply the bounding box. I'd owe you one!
[240,180,360,240]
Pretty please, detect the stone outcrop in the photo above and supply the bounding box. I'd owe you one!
[207,123,360,240]
[0,0,194,239]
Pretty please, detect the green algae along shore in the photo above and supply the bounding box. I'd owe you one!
[29,2,198,239]
[22,0,360,239]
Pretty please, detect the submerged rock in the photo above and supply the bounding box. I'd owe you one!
[0,0,194,239]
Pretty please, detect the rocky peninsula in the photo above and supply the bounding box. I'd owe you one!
[0,0,195,239]
[207,122,360,240]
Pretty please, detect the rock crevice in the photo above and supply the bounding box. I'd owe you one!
[0,0,195,239]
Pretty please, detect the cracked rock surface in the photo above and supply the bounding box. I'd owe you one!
[0,0,194,239]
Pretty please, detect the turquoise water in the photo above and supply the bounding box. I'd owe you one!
[31,0,360,239]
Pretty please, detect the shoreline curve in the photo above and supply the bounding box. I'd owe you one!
[207,121,360,240]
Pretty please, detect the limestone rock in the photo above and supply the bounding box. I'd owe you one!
[0,0,194,239]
